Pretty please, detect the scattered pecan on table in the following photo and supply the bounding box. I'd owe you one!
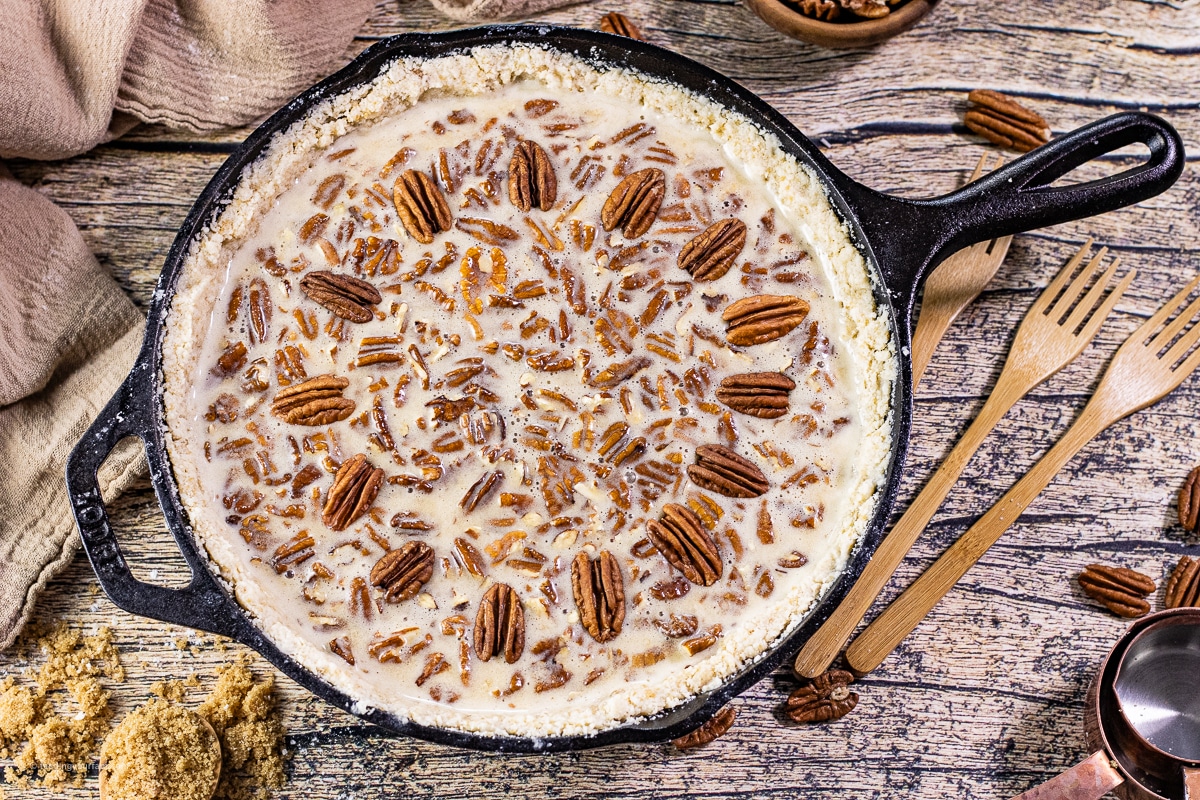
[672,704,737,748]
[785,669,859,723]
[1178,465,1200,530]
[964,89,1051,152]
[1165,555,1200,609]
[598,11,645,41]
[1077,563,1156,618]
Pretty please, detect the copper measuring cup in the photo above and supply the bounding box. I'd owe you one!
[1015,608,1200,800]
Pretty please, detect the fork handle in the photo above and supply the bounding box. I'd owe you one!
[843,404,1113,675]
[793,376,1025,677]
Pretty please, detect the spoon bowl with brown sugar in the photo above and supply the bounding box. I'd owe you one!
[99,704,222,800]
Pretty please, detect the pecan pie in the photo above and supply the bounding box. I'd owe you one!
[162,46,894,738]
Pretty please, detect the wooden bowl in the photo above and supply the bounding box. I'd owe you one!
[744,0,938,48]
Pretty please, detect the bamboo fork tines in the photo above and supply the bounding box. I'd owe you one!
[845,272,1200,676]
[794,240,1134,678]
[910,152,1012,388]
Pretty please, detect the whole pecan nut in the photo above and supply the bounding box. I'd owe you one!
[598,11,645,40]
[647,503,723,587]
[322,453,383,532]
[965,89,1051,153]
[1077,563,1156,618]
[371,542,435,603]
[270,374,356,425]
[688,444,769,498]
[572,550,626,643]
[393,169,452,244]
[601,168,665,240]
[715,372,796,419]
[786,669,858,724]
[508,140,557,212]
[672,704,737,749]
[474,583,525,663]
[1179,466,1200,531]
[299,271,382,323]
[1165,555,1200,609]
[722,294,809,347]
[678,218,747,282]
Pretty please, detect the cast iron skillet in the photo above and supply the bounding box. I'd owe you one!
[65,26,1184,752]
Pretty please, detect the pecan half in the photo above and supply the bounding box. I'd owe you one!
[371,542,435,603]
[270,375,355,425]
[393,169,452,244]
[842,0,890,18]
[601,168,665,239]
[672,704,737,749]
[715,372,796,419]
[299,271,382,323]
[508,140,557,212]
[474,583,525,663]
[1078,563,1156,618]
[688,444,768,498]
[1165,555,1200,609]
[789,0,839,19]
[786,669,858,724]
[598,11,645,40]
[322,453,383,532]
[678,219,747,281]
[1179,465,1200,531]
[647,503,722,586]
[572,550,626,643]
[247,277,271,345]
[722,295,809,347]
[965,89,1051,153]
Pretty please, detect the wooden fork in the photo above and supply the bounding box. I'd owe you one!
[793,240,1134,678]
[845,272,1200,676]
[911,152,1013,388]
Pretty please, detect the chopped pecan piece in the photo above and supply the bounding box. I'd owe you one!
[1077,563,1155,618]
[508,140,557,212]
[715,372,796,419]
[843,0,889,18]
[247,277,271,345]
[786,669,858,723]
[572,551,625,643]
[270,375,355,426]
[393,169,452,244]
[965,89,1051,153]
[329,636,355,665]
[601,168,665,239]
[598,11,645,40]
[722,295,809,347]
[678,219,747,282]
[299,271,382,323]
[1165,555,1200,609]
[322,453,383,532]
[647,503,722,587]
[687,444,768,498]
[461,470,504,512]
[588,356,652,389]
[653,613,699,638]
[474,583,525,663]
[212,341,248,377]
[371,542,435,602]
[1179,465,1200,530]
[672,704,736,749]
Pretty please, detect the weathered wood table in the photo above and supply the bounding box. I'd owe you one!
[5,0,1199,796]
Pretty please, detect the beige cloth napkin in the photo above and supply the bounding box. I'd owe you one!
[0,0,577,650]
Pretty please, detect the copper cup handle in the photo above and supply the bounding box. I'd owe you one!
[1010,751,1125,800]
[1184,767,1200,800]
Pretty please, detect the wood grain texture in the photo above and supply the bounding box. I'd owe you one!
[3,0,1199,797]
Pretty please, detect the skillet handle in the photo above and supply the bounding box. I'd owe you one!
[66,373,248,641]
[838,112,1184,319]
[1008,751,1125,800]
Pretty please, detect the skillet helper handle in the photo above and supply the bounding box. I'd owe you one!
[1186,768,1200,800]
[843,406,1107,675]
[856,112,1184,303]
[1009,751,1125,800]
[66,375,246,641]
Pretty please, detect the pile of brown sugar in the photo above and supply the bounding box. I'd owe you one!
[0,623,286,800]
[0,623,123,790]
